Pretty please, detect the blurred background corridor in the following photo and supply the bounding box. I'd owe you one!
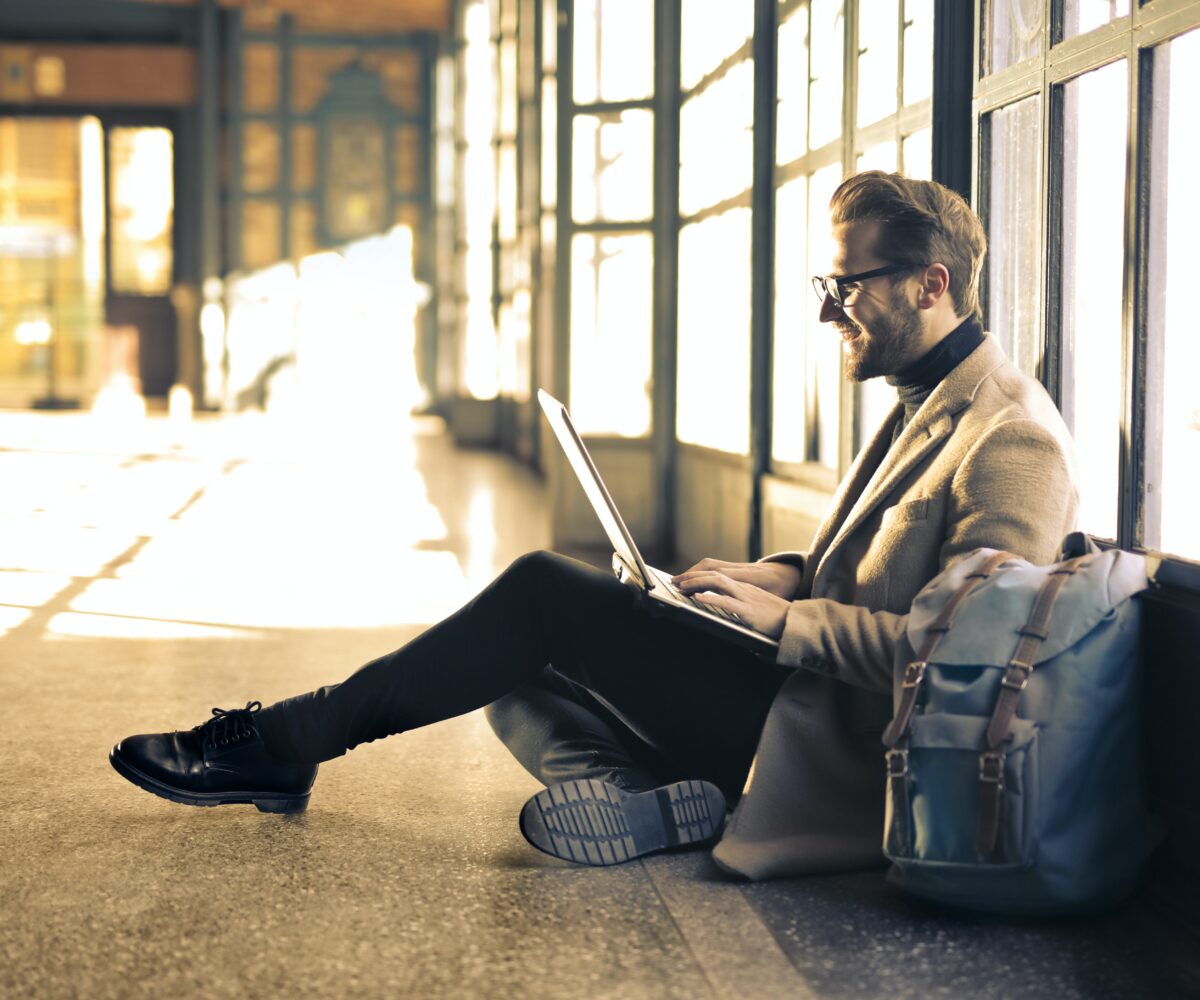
[2,0,1200,996]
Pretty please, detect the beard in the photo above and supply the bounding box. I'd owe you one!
[836,284,925,382]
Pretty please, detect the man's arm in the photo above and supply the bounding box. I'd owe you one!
[772,419,1078,692]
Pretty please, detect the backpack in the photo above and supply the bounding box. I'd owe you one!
[881,536,1160,914]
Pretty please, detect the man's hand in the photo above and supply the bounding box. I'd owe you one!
[671,561,797,640]
[671,558,801,600]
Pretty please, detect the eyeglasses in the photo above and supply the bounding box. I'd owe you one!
[810,264,911,307]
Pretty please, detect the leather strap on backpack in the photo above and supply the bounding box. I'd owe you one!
[883,549,1015,748]
[975,557,1088,859]
[882,550,1013,856]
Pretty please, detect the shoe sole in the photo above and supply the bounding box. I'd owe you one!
[108,746,310,814]
[519,778,725,867]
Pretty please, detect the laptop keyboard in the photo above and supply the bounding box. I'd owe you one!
[654,570,746,626]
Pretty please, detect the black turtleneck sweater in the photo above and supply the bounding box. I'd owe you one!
[886,315,985,445]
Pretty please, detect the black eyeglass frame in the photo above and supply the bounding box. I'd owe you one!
[810,263,912,306]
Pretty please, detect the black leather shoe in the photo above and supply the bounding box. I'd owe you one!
[519,778,726,866]
[109,701,317,814]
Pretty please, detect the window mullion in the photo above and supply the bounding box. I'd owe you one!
[1120,35,1147,550]
[840,0,859,475]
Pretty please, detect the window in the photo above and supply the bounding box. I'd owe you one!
[458,0,499,400]
[976,1,1200,570]
[982,0,1044,75]
[676,1,755,453]
[1144,28,1200,561]
[772,0,933,472]
[108,127,174,295]
[566,0,655,436]
[1057,59,1127,541]
[983,95,1042,377]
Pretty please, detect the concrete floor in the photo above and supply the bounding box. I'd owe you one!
[0,407,1195,999]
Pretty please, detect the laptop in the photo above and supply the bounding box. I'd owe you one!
[538,389,780,657]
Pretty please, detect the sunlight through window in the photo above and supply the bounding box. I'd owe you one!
[1059,60,1127,541]
[1145,28,1200,561]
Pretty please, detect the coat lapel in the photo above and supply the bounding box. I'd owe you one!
[811,334,1009,587]
[803,403,900,578]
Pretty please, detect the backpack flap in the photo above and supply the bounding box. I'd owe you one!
[905,548,1149,668]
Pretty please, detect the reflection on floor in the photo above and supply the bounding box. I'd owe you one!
[0,410,1194,999]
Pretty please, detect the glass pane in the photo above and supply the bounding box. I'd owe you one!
[1062,0,1130,41]
[902,127,932,179]
[681,0,754,91]
[805,161,845,469]
[572,108,653,223]
[543,0,558,72]
[500,38,518,137]
[461,0,499,399]
[857,141,897,173]
[809,0,845,149]
[243,44,280,112]
[1144,29,1200,560]
[986,95,1041,377]
[292,124,316,192]
[242,122,280,193]
[677,209,752,453]
[857,0,899,128]
[1059,60,1128,542]
[776,4,810,166]
[903,0,933,105]
[773,176,807,463]
[541,77,557,209]
[498,142,517,241]
[241,199,280,271]
[680,58,754,216]
[983,0,1044,75]
[108,127,174,294]
[0,117,104,399]
[569,232,653,435]
[573,0,654,104]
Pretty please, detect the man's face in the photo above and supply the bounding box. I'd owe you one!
[819,220,924,382]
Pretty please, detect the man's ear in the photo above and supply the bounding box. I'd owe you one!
[916,263,950,310]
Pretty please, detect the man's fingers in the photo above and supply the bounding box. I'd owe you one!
[675,557,735,578]
[691,589,739,612]
[675,570,744,597]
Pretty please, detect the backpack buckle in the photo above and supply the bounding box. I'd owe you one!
[886,749,909,777]
[979,751,1005,784]
[902,660,927,688]
[1000,663,1032,691]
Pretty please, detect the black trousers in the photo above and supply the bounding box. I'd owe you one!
[256,551,793,801]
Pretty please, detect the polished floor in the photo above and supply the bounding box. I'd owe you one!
[0,406,1194,999]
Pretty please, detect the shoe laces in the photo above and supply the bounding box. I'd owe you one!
[194,700,263,750]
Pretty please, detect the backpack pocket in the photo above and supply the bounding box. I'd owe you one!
[885,713,1040,867]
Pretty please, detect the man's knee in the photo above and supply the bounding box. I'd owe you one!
[501,549,561,588]
[483,692,528,744]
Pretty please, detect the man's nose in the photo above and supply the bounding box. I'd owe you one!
[818,293,843,324]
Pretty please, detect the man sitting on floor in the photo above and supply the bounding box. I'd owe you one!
[110,171,1078,879]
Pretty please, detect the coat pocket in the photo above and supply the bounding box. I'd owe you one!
[881,496,929,527]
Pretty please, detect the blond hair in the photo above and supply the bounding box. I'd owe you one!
[829,171,987,320]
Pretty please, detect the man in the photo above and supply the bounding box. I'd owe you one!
[110,172,1077,878]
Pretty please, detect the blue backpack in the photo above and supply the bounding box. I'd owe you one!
[881,537,1160,914]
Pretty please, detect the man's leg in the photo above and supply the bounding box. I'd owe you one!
[254,550,791,801]
[484,666,674,794]
[111,550,789,824]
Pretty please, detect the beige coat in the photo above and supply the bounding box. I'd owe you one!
[712,333,1079,880]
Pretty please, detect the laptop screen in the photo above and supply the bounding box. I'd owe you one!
[537,389,651,589]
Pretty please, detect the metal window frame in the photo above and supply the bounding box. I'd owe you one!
[973,0,1200,587]
[767,0,943,492]
[554,2,658,412]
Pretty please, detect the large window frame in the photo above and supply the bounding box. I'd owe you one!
[768,1,936,496]
[973,0,1200,585]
